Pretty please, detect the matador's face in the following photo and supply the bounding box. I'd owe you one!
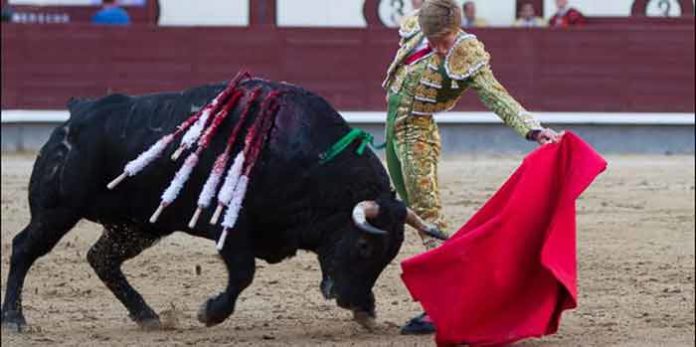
[428,31,458,57]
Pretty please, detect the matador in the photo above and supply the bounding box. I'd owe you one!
[382,0,561,334]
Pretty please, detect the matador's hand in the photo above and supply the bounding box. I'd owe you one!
[532,128,563,145]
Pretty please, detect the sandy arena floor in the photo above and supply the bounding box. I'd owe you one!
[1,153,694,346]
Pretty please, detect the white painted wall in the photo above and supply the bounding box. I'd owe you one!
[645,0,688,16]
[9,0,146,5]
[543,0,689,18]
[277,0,517,28]
[544,0,633,17]
[378,0,416,27]
[460,0,516,27]
[277,0,366,27]
[158,0,249,26]
[276,0,693,28]
[544,0,634,18]
[4,110,694,125]
[8,0,694,26]
[9,0,94,4]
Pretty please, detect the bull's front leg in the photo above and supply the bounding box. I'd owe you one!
[197,227,255,327]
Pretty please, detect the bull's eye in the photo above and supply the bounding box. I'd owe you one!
[356,238,373,258]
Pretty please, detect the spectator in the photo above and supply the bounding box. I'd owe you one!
[549,0,586,27]
[92,0,131,25]
[461,1,487,28]
[514,3,546,27]
[1,6,13,22]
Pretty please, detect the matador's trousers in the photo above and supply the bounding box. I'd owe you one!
[385,92,448,249]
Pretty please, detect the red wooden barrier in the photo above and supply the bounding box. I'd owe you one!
[1,23,693,112]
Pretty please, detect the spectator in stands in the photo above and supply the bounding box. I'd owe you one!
[549,0,586,27]
[514,3,546,28]
[1,6,13,22]
[92,0,131,25]
[461,1,487,28]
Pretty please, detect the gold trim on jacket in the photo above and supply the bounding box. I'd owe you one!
[383,11,542,137]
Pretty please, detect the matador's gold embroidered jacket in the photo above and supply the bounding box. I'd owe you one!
[382,11,542,137]
[382,12,545,245]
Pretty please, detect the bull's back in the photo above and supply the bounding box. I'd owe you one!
[34,79,385,229]
[55,85,227,222]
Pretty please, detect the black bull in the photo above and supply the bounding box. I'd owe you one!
[1,78,441,332]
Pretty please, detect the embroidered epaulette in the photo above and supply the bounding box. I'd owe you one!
[399,11,421,40]
[445,33,490,80]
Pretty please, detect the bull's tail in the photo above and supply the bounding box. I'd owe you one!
[28,123,74,210]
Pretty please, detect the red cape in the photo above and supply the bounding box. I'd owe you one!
[400,132,607,346]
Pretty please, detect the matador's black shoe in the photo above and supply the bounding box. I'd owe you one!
[400,312,435,335]
[423,226,449,241]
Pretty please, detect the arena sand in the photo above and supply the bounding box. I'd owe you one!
[2,153,694,346]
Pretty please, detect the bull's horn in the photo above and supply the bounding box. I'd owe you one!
[352,201,387,236]
[405,208,449,241]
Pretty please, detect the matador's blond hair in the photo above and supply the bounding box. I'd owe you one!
[418,0,462,38]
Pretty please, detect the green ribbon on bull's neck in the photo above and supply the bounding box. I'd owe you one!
[319,128,385,165]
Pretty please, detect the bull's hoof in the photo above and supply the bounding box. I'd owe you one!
[1,310,27,333]
[2,321,24,333]
[130,310,161,331]
[197,297,230,327]
[353,310,377,331]
[136,318,162,331]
